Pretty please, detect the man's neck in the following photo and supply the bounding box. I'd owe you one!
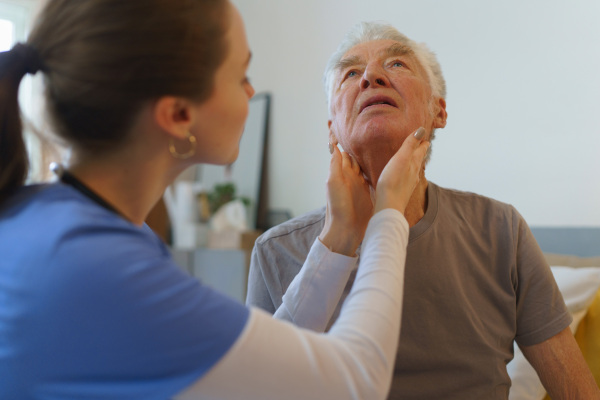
[361,147,428,226]
[404,176,428,227]
[369,163,428,227]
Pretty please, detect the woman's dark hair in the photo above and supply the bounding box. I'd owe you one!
[0,0,230,203]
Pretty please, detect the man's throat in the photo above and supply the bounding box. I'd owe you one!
[404,178,428,227]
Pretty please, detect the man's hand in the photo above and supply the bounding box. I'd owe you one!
[319,146,373,257]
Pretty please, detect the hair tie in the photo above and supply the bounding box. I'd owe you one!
[10,43,45,75]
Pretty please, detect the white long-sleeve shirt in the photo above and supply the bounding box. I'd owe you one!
[177,209,408,400]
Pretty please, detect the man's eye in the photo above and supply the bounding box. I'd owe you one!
[391,61,404,68]
[345,70,358,79]
[340,69,360,85]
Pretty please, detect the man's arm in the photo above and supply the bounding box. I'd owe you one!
[247,234,357,332]
[246,243,279,314]
[520,327,600,399]
[271,238,356,331]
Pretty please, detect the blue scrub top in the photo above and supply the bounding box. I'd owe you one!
[0,184,249,399]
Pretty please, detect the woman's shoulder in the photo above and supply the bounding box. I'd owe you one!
[0,183,169,275]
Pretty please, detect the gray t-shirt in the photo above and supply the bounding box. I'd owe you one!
[246,182,571,400]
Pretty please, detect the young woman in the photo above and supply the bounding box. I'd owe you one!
[0,1,429,399]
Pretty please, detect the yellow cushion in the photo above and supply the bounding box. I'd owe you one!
[575,289,600,385]
[543,289,600,400]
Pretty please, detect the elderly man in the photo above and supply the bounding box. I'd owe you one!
[247,22,599,399]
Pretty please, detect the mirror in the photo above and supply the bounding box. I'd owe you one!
[197,92,270,230]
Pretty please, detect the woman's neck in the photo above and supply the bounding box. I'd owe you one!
[67,148,182,226]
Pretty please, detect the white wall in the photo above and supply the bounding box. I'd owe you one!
[232,0,600,227]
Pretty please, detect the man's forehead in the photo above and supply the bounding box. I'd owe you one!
[337,41,415,68]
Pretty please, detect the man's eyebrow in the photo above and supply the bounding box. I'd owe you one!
[382,43,414,59]
[335,55,363,72]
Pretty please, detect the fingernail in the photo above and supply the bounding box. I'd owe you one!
[414,127,426,140]
[328,142,334,154]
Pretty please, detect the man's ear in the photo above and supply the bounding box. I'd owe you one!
[327,120,338,145]
[153,96,194,140]
[433,97,448,129]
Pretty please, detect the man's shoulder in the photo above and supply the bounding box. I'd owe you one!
[255,207,326,247]
[430,183,526,239]
[434,183,517,214]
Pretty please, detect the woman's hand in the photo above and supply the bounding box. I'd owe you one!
[318,146,373,257]
[374,127,430,215]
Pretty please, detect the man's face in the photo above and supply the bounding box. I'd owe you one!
[328,39,446,179]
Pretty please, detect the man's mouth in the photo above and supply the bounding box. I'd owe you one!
[359,96,398,113]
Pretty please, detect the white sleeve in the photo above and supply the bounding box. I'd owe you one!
[272,237,358,332]
[175,209,408,400]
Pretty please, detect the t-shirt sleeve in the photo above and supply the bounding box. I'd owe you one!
[513,210,572,347]
[38,224,249,399]
[246,240,279,313]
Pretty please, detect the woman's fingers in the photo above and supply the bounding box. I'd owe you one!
[338,151,362,177]
[374,126,430,214]
[328,144,342,180]
[350,154,360,174]
[412,140,430,169]
[321,146,373,256]
[329,147,363,180]
[341,151,353,171]
[397,126,426,157]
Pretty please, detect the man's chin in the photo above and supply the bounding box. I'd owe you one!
[359,119,412,140]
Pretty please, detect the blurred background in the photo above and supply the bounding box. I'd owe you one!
[4,0,600,227]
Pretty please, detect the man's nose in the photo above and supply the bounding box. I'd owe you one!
[361,64,389,89]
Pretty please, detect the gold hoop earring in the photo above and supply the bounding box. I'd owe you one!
[169,133,197,159]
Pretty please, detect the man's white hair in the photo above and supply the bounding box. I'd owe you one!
[323,22,447,114]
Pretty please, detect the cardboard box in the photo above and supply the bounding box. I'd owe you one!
[207,229,262,250]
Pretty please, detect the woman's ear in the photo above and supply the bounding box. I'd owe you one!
[153,96,195,140]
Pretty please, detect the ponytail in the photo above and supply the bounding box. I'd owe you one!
[1,0,229,201]
[0,43,44,204]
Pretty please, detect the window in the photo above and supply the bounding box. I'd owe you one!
[1,0,55,183]
[0,1,31,46]
[0,18,15,51]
